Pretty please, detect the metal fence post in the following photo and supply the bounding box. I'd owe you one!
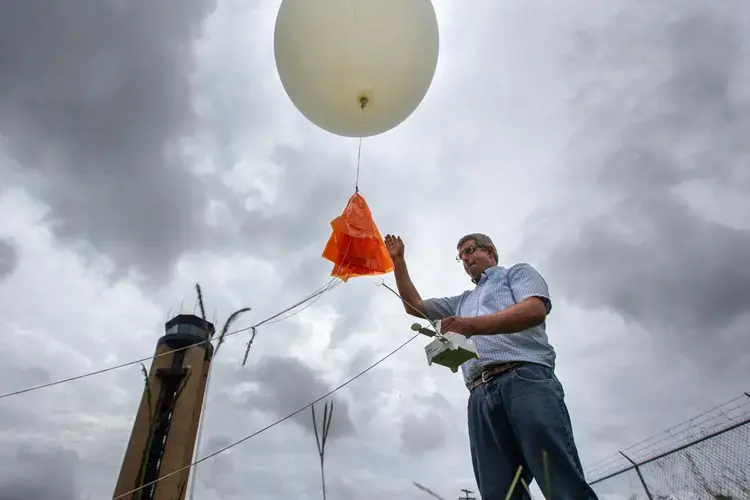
[587,395,750,498]
[619,451,654,500]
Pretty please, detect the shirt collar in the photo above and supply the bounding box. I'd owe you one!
[472,265,504,285]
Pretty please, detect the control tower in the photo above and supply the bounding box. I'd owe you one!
[113,314,215,500]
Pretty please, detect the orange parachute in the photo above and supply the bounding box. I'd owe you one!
[322,192,394,282]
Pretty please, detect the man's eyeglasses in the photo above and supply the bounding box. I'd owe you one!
[456,245,486,262]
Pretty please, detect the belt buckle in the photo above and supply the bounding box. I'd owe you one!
[481,369,493,384]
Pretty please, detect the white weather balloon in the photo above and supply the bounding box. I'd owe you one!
[273,0,440,138]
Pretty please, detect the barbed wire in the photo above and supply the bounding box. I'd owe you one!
[585,392,750,480]
[0,278,341,401]
[585,395,750,479]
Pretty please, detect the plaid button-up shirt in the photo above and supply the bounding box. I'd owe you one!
[423,263,557,390]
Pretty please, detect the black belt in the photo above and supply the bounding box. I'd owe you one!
[469,362,525,390]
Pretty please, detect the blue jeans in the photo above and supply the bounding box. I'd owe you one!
[467,363,598,500]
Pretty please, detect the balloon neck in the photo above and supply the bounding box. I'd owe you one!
[359,95,369,109]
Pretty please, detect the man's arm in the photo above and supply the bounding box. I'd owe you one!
[392,256,428,318]
[470,297,548,335]
[393,256,461,320]
[470,263,551,335]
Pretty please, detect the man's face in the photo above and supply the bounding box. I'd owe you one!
[456,239,495,280]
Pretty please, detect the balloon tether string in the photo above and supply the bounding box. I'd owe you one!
[355,96,368,194]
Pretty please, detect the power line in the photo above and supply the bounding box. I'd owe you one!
[239,279,341,366]
[0,279,340,401]
[113,331,422,499]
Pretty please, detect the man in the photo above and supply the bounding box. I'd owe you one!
[384,232,598,500]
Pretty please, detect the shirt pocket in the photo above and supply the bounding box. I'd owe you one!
[480,277,515,312]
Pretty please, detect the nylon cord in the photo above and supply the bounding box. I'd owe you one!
[355,102,366,193]
[0,280,339,401]
[355,137,363,193]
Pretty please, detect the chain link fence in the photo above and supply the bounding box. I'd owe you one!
[585,393,750,500]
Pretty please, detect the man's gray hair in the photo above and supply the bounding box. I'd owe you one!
[457,233,499,263]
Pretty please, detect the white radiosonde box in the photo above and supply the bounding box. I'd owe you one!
[412,319,479,373]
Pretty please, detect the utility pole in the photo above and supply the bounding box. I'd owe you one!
[113,314,215,500]
[458,488,476,500]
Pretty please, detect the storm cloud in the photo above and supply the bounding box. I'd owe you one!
[520,0,750,366]
[0,239,17,282]
[246,355,357,440]
[1,0,748,499]
[0,0,217,282]
[0,445,79,500]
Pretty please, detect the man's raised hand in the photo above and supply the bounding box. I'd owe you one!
[384,234,405,261]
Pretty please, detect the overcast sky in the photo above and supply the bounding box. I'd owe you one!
[1,0,749,499]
